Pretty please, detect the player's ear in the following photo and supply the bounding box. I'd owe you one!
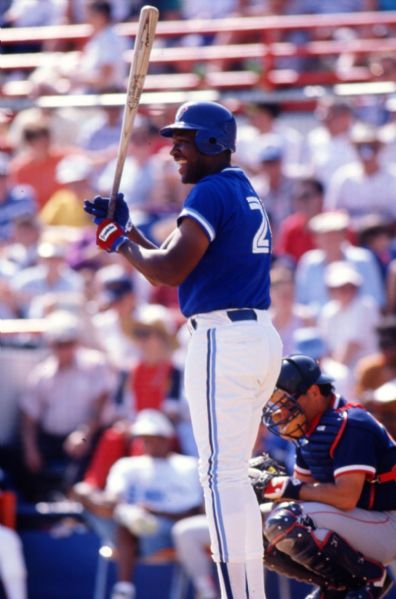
[307,384,321,400]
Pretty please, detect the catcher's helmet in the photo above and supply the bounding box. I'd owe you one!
[262,355,334,440]
[160,101,236,155]
[276,354,334,398]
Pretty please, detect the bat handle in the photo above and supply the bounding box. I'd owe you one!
[107,191,118,219]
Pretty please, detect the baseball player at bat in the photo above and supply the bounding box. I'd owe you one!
[84,101,283,599]
[250,354,396,599]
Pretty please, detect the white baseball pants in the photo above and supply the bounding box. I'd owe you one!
[184,309,282,599]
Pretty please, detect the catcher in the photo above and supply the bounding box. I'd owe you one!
[249,354,396,599]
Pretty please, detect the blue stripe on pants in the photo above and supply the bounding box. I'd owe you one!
[206,328,228,562]
[219,562,235,599]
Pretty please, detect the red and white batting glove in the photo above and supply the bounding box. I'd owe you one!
[96,219,128,253]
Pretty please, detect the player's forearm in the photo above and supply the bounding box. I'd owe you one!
[126,226,158,250]
[298,481,358,510]
[118,240,184,286]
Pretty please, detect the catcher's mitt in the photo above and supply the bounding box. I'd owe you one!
[248,452,287,503]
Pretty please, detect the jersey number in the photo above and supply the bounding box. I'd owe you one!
[246,196,270,254]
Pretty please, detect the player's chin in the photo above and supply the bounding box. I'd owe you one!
[181,165,202,184]
[181,171,195,184]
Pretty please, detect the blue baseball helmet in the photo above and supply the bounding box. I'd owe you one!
[160,101,236,155]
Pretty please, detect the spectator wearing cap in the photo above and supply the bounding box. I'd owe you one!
[318,261,380,370]
[91,264,140,371]
[304,97,357,186]
[39,155,95,228]
[324,122,396,228]
[0,152,37,244]
[129,304,195,455]
[251,135,296,241]
[275,177,324,264]
[14,310,114,501]
[355,314,396,401]
[11,238,84,318]
[294,210,385,313]
[71,408,203,599]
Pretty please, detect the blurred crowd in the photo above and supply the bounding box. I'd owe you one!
[1,1,396,598]
[0,58,396,504]
[2,0,396,98]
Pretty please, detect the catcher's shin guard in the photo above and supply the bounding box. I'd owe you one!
[264,502,385,590]
[264,537,332,589]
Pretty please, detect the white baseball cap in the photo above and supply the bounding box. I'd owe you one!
[131,409,174,438]
[44,310,81,344]
[37,241,66,259]
[309,211,349,234]
[325,261,363,289]
[56,155,93,184]
[373,380,396,404]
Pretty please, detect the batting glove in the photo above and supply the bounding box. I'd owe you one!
[249,468,303,501]
[96,219,128,253]
[84,194,131,229]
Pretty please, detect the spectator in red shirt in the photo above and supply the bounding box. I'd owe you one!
[9,121,78,209]
[275,177,324,264]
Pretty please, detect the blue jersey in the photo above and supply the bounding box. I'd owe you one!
[295,397,396,511]
[176,167,272,317]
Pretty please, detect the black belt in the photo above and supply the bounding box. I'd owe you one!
[190,309,257,330]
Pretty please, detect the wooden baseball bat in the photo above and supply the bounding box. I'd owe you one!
[108,5,159,219]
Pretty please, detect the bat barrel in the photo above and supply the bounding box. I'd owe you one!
[107,5,159,219]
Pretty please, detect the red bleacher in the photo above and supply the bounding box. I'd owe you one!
[1,11,396,105]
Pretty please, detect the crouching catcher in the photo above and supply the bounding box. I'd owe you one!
[249,354,396,599]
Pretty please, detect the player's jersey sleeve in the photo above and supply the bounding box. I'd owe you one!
[177,179,223,242]
[332,417,377,481]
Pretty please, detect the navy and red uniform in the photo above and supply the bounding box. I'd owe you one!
[293,395,396,564]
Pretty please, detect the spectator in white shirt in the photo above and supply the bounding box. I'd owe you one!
[318,261,380,370]
[305,98,357,186]
[29,0,129,95]
[17,310,114,501]
[72,409,203,599]
[11,239,84,318]
[295,210,385,313]
[325,122,396,228]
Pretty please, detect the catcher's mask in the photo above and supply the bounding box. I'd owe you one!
[263,354,334,440]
